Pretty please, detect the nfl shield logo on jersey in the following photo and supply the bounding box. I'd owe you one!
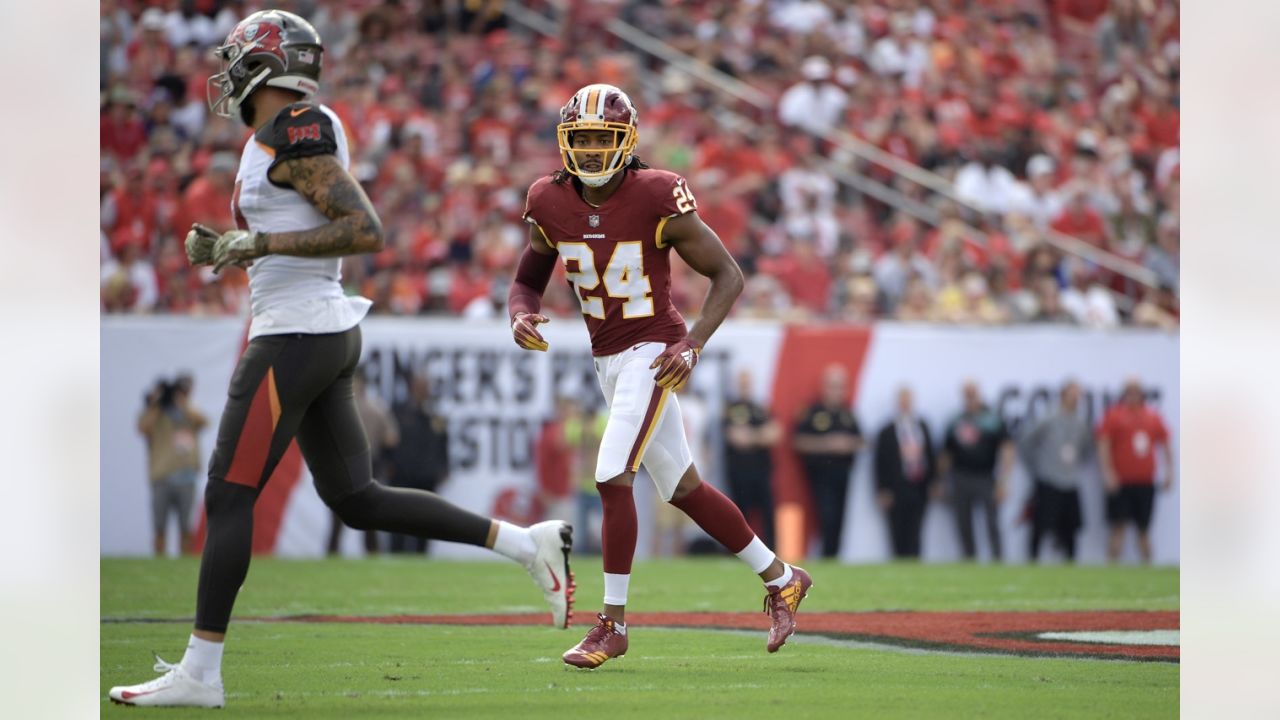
[589,214,600,228]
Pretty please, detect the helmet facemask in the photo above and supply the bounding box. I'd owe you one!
[557,123,638,187]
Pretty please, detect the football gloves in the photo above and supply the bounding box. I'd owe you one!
[186,224,268,272]
[651,338,701,391]
[184,223,219,266]
[210,229,268,272]
[512,312,550,352]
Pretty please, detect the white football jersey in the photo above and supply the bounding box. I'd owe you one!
[233,103,371,339]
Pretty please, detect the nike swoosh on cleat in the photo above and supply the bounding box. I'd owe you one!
[545,562,562,592]
[120,690,158,700]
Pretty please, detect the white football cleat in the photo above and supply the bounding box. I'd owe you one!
[525,520,575,628]
[108,656,225,708]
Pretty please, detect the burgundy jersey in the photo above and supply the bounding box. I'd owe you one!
[523,167,697,356]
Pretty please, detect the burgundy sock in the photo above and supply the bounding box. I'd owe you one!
[598,482,637,575]
[671,482,755,554]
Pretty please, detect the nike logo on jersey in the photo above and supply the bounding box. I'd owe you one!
[632,343,650,351]
[290,106,309,117]
[545,562,562,592]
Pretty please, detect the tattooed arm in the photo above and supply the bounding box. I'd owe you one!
[262,154,384,258]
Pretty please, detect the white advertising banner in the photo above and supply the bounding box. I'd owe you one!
[101,317,1178,564]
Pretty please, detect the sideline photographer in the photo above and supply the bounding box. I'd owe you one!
[137,374,208,556]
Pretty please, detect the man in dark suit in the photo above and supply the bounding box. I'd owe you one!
[874,387,937,558]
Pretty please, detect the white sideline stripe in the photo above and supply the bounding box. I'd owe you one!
[1037,630,1180,646]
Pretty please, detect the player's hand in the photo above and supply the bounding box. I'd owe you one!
[184,223,219,266]
[650,338,701,391]
[211,230,268,273]
[512,312,550,351]
[1103,470,1120,493]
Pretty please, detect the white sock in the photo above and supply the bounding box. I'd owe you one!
[179,635,223,685]
[492,521,536,565]
[736,536,777,574]
[614,620,628,636]
[603,572,630,606]
[765,564,795,590]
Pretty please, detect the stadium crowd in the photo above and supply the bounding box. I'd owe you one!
[101,0,1179,329]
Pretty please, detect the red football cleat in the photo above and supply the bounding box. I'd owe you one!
[764,566,812,653]
[562,613,628,669]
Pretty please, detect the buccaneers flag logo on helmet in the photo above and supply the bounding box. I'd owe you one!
[207,10,325,121]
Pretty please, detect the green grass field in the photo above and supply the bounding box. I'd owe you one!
[101,557,1178,718]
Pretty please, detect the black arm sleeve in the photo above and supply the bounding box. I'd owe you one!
[256,103,339,182]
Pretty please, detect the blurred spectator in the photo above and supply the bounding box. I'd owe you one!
[1051,183,1110,249]
[1061,262,1121,328]
[1132,282,1179,330]
[1143,212,1179,291]
[723,370,780,547]
[101,86,147,161]
[387,374,450,554]
[776,143,840,256]
[941,381,1015,562]
[934,270,1010,325]
[955,146,1019,215]
[1096,378,1174,563]
[1020,381,1094,563]
[536,397,578,526]
[1007,154,1065,231]
[137,374,206,556]
[778,56,848,136]
[568,405,609,554]
[328,370,398,556]
[895,273,938,323]
[868,13,930,89]
[1028,274,1077,324]
[102,239,159,313]
[794,365,864,558]
[873,386,937,559]
[874,222,937,312]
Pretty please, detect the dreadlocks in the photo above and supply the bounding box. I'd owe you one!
[551,155,651,185]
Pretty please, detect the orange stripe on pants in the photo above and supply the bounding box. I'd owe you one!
[224,369,280,489]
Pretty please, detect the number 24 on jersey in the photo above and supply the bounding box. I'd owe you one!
[558,242,653,320]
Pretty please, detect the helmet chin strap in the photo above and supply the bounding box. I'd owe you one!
[579,173,614,188]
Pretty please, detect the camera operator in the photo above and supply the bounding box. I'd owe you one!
[137,374,208,556]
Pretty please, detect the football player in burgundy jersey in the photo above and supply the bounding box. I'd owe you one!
[509,84,813,668]
[110,10,573,708]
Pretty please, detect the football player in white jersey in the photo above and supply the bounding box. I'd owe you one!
[109,10,574,709]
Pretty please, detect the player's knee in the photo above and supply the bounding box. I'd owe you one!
[667,466,701,502]
[332,483,383,530]
[203,478,256,521]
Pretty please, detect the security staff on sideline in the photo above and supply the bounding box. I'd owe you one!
[794,365,864,558]
[723,370,781,548]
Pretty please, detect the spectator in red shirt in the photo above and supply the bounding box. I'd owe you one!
[101,87,147,161]
[692,170,749,259]
[174,152,237,237]
[1096,378,1174,563]
[536,397,578,525]
[1051,184,1110,248]
[765,237,831,316]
